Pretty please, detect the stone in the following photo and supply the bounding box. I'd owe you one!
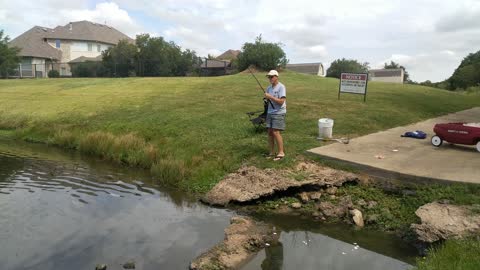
[95,264,107,270]
[312,211,322,218]
[309,192,322,201]
[356,199,367,207]
[411,202,480,243]
[123,260,135,269]
[329,195,336,200]
[298,192,310,203]
[325,186,338,195]
[318,201,347,218]
[350,209,365,227]
[367,201,378,209]
[339,196,354,210]
[291,202,302,209]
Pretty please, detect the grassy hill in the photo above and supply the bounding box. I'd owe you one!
[1,71,479,192]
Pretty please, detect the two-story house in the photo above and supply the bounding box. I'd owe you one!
[9,20,133,77]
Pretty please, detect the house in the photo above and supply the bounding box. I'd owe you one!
[369,68,404,83]
[216,49,241,61]
[286,63,324,76]
[9,21,133,77]
[199,58,230,76]
[198,49,240,76]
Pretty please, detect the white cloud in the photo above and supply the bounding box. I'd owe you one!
[1,1,141,38]
[378,51,463,82]
[62,2,142,37]
[435,1,480,32]
[441,50,456,56]
[2,0,480,81]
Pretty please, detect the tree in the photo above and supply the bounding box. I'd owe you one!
[0,30,20,78]
[447,51,480,90]
[102,39,138,77]
[449,64,479,90]
[326,58,369,79]
[136,34,199,76]
[237,35,288,71]
[384,61,410,83]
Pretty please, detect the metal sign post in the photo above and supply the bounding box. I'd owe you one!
[338,73,369,102]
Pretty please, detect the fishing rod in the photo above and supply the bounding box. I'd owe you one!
[248,67,275,109]
[317,137,350,144]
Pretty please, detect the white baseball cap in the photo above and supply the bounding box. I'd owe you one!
[266,70,279,77]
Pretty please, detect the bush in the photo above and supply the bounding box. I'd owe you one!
[237,35,288,71]
[71,62,96,77]
[326,58,369,79]
[48,69,60,78]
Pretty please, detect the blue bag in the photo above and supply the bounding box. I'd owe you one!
[401,130,427,139]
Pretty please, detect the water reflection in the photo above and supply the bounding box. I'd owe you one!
[0,140,417,270]
[244,231,413,270]
[248,213,418,266]
[0,141,232,270]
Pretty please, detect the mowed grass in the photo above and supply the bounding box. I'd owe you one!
[1,72,479,192]
[415,239,480,270]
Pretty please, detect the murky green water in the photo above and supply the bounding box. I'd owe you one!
[0,140,417,270]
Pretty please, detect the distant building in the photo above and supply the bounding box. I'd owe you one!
[198,49,240,76]
[369,68,404,84]
[286,63,324,76]
[9,20,133,77]
[216,49,241,61]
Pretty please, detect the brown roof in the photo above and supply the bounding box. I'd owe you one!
[286,63,323,75]
[45,21,133,45]
[369,69,403,77]
[69,55,103,63]
[9,26,62,60]
[201,59,229,69]
[216,49,241,60]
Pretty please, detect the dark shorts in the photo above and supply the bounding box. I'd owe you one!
[266,113,286,130]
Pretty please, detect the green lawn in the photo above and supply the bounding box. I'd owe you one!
[1,72,479,192]
[416,239,480,270]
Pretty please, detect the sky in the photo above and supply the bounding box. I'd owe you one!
[1,0,479,82]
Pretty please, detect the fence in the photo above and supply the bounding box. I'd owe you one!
[7,58,235,79]
[9,63,76,78]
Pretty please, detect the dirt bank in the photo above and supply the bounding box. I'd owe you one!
[190,216,278,270]
[202,162,361,206]
[411,202,480,243]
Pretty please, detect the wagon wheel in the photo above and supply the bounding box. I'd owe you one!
[476,141,480,153]
[431,135,443,147]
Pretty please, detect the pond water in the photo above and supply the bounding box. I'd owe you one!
[0,140,417,270]
[0,141,232,269]
[243,214,416,270]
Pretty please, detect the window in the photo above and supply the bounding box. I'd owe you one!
[55,40,61,48]
[97,44,101,52]
[88,43,93,51]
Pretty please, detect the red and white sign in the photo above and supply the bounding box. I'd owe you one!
[340,73,368,94]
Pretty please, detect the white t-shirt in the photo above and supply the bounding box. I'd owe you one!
[266,82,286,114]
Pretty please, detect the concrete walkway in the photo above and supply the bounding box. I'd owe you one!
[308,107,480,184]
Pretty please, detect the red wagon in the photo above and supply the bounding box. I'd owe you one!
[431,123,480,152]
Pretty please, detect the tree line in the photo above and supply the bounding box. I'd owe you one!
[1,25,478,89]
[73,34,200,77]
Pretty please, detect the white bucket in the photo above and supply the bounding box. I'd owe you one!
[318,118,334,139]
